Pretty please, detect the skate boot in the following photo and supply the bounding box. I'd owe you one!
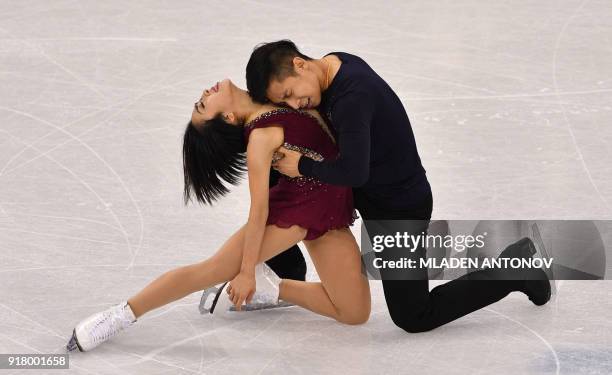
[503,237,552,306]
[66,301,137,352]
[520,267,552,306]
[499,237,552,306]
[483,236,551,306]
[199,263,293,317]
[498,237,537,260]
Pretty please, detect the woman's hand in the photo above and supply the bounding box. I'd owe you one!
[227,271,256,311]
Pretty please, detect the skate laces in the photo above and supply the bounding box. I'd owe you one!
[91,305,133,343]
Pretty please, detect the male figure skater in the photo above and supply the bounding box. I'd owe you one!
[244,40,551,332]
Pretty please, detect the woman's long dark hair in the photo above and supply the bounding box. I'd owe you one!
[182,115,247,205]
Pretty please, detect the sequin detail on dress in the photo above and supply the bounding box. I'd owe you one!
[246,108,336,145]
[282,142,325,185]
[245,108,294,129]
[243,107,356,240]
[246,108,329,186]
[282,142,323,162]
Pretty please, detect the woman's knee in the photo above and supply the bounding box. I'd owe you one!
[335,292,371,325]
[336,305,371,325]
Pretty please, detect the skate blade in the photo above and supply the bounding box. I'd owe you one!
[199,282,227,314]
[531,223,557,295]
[228,300,295,312]
[66,328,83,352]
[201,284,294,317]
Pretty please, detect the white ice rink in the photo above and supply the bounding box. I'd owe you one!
[1,0,611,374]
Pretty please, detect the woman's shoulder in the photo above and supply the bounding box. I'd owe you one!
[243,107,291,148]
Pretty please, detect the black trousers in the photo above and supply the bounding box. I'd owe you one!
[355,187,521,333]
[266,174,521,332]
[264,169,307,281]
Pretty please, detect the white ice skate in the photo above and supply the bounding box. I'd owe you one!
[199,263,293,317]
[66,301,137,352]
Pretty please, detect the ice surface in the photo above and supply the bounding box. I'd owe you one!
[1,0,611,374]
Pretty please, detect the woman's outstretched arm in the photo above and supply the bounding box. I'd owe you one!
[227,125,284,309]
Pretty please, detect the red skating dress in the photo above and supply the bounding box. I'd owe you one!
[243,108,358,240]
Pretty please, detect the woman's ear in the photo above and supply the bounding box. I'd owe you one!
[224,112,238,125]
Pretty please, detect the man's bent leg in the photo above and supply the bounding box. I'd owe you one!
[358,187,524,333]
[381,269,518,333]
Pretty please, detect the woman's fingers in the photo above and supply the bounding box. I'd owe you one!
[227,284,236,304]
[245,291,254,304]
[232,293,241,310]
[235,295,244,311]
[226,283,253,311]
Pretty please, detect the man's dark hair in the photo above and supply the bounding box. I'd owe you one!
[182,117,246,205]
[246,39,313,103]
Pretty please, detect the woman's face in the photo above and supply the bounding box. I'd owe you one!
[191,78,237,127]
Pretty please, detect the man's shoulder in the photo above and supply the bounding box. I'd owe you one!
[327,51,365,63]
[327,52,377,86]
[332,76,377,102]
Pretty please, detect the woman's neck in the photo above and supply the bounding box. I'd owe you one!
[234,88,283,124]
[234,90,264,124]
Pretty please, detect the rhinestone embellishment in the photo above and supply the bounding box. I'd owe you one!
[245,108,336,144]
[245,107,334,186]
[282,142,324,162]
[245,108,294,128]
[282,142,325,185]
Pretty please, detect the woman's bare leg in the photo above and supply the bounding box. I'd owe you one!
[127,224,307,318]
[279,228,371,325]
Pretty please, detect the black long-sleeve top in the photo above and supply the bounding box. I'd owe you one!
[298,52,431,210]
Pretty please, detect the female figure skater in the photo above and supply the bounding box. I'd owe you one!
[66,78,371,352]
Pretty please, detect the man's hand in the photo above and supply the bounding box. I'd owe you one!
[227,271,256,311]
[272,146,303,178]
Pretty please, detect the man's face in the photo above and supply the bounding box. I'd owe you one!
[266,58,322,110]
